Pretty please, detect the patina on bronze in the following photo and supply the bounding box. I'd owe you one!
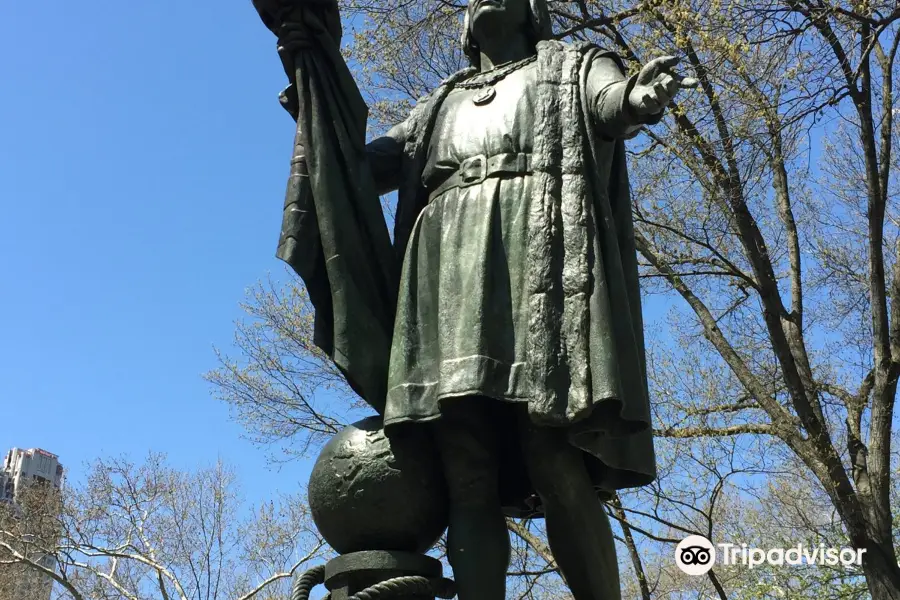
[252,0,697,597]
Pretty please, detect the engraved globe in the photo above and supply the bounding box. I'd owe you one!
[307,417,449,554]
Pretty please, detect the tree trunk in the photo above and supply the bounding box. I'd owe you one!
[862,539,900,600]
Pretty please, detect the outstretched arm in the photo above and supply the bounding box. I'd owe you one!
[588,54,697,140]
[587,54,649,140]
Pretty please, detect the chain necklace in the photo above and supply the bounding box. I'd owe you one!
[457,54,538,105]
[458,54,538,89]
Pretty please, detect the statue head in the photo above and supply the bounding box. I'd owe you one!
[461,0,552,69]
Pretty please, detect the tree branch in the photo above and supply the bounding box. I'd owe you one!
[0,540,86,600]
[610,495,651,600]
[506,520,557,570]
[654,423,777,438]
[234,540,325,600]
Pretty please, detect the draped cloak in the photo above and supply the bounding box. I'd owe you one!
[274,7,397,412]
[276,34,657,513]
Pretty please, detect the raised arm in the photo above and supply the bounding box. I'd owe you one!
[366,119,409,196]
[279,83,409,197]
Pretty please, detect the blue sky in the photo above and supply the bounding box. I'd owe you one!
[1,3,892,598]
[0,0,701,506]
[0,1,312,502]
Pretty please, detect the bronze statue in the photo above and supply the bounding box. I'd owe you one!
[257,0,697,597]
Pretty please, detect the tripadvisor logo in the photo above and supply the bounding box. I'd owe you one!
[676,535,716,575]
[675,535,867,575]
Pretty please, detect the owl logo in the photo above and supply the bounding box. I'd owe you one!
[676,535,716,575]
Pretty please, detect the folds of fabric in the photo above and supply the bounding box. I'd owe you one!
[391,42,657,502]
[274,8,396,413]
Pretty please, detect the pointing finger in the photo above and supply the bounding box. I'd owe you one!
[679,76,700,88]
[648,55,680,71]
[639,55,678,83]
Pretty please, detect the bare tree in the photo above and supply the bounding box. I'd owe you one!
[0,481,63,600]
[609,3,900,597]
[0,454,325,600]
[216,0,900,597]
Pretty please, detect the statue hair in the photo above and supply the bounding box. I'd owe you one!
[461,0,553,69]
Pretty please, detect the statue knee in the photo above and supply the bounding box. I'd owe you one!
[519,423,590,504]
[527,455,584,504]
[432,402,502,508]
[444,462,502,508]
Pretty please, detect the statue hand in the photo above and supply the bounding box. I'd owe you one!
[628,56,699,117]
[275,21,316,85]
[275,9,342,81]
[277,22,314,58]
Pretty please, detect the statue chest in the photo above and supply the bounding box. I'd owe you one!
[422,62,539,185]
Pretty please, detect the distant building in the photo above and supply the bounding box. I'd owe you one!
[1,448,64,502]
[0,448,64,600]
[0,469,9,502]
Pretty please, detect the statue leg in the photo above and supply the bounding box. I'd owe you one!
[518,411,622,600]
[432,397,510,600]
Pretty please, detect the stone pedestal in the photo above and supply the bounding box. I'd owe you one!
[324,551,451,600]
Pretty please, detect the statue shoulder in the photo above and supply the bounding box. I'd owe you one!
[402,66,475,154]
[536,39,597,55]
[536,39,626,70]
[409,67,475,114]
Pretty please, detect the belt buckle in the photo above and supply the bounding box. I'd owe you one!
[459,154,488,187]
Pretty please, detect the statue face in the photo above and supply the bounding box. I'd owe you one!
[467,0,530,43]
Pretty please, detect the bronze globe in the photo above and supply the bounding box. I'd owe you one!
[307,417,448,555]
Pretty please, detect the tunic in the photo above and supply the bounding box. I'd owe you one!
[358,43,660,512]
[379,55,643,427]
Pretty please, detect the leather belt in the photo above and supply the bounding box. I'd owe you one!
[429,152,532,198]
